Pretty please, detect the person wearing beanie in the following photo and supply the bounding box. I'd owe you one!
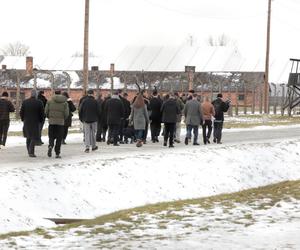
[160,92,181,148]
[45,90,69,158]
[20,89,44,157]
[0,92,15,148]
[212,93,230,144]
[79,89,101,152]
[36,90,48,145]
[104,91,124,146]
[62,91,76,144]
[149,89,162,143]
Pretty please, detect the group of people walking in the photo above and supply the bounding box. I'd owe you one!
[0,88,230,157]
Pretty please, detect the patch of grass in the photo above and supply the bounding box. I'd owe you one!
[1,180,299,241]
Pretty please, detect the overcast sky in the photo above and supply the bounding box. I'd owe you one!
[1,0,300,63]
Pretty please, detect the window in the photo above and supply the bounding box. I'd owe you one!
[238,94,245,101]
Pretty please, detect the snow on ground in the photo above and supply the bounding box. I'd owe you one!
[0,138,300,237]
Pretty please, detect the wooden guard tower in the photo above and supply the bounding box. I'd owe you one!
[283,58,300,115]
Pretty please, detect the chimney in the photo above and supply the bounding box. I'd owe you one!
[26,56,33,75]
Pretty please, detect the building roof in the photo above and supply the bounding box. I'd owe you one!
[0,45,294,83]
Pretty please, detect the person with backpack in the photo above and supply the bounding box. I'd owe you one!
[212,93,230,144]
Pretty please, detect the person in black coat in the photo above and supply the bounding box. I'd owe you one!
[36,90,47,145]
[20,90,45,157]
[62,92,76,144]
[161,92,180,147]
[79,89,101,152]
[149,90,162,143]
[105,91,125,146]
[96,93,104,142]
[118,90,131,143]
[212,93,230,144]
[0,91,15,148]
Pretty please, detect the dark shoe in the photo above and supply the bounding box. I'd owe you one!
[29,154,36,158]
[119,141,125,144]
[217,141,222,144]
[213,138,216,143]
[155,138,159,143]
[174,139,180,143]
[92,146,98,151]
[62,140,66,145]
[193,142,200,146]
[84,148,90,153]
[184,137,189,145]
[169,144,174,148]
[107,140,111,145]
[35,142,42,146]
[113,143,120,146]
[207,138,210,144]
[47,146,52,157]
[136,140,142,147]
[163,141,167,146]
[55,155,61,159]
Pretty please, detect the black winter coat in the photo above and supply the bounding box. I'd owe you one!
[79,96,101,123]
[65,100,76,127]
[161,98,180,123]
[0,97,15,121]
[120,96,131,119]
[20,97,44,139]
[212,98,230,121]
[149,96,162,122]
[105,97,124,125]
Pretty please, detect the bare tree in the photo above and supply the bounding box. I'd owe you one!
[207,34,231,46]
[1,41,30,56]
[72,51,96,57]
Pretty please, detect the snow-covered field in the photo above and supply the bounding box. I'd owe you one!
[1,117,300,249]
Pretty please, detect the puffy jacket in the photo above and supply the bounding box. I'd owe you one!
[45,95,69,125]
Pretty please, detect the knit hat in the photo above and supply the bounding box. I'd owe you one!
[1,91,8,97]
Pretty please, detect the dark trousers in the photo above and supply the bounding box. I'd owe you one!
[186,125,199,143]
[48,125,64,155]
[202,120,213,144]
[108,124,120,145]
[142,122,149,142]
[213,121,224,143]
[38,121,45,143]
[26,138,35,155]
[96,120,103,141]
[164,122,176,146]
[0,119,9,146]
[118,119,126,142]
[63,126,69,140]
[150,121,161,141]
[102,124,108,141]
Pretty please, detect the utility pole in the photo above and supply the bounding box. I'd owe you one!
[264,0,272,114]
[82,0,90,94]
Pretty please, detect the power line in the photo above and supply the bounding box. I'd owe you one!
[142,0,264,20]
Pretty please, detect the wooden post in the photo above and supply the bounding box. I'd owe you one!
[15,71,21,119]
[280,84,285,116]
[252,84,256,114]
[243,81,247,114]
[264,0,272,114]
[235,84,239,116]
[82,0,90,94]
[110,63,114,94]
